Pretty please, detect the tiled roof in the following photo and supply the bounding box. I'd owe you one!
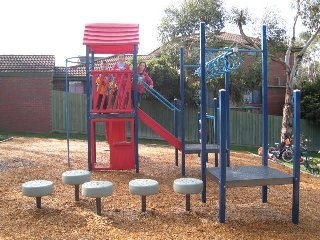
[54,54,157,77]
[55,65,86,77]
[0,55,55,73]
[218,32,260,45]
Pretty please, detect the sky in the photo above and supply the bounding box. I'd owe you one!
[0,0,297,66]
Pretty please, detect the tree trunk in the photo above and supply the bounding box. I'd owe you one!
[281,77,294,141]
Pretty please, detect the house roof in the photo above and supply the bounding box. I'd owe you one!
[218,32,260,45]
[0,55,55,73]
[55,66,86,77]
[54,54,157,77]
[83,23,140,54]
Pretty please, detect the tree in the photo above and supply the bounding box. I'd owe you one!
[231,0,320,141]
[158,0,226,68]
[128,56,188,105]
[158,0,263,107]
[297,78,320,127]
[295,32,320,82]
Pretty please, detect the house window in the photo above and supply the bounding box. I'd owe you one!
[69,81,84,93]
[245,90,261,104]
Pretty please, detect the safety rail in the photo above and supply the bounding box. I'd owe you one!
[143,81,181,112]
[90,70,133,114]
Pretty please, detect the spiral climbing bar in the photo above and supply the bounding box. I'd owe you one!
[194,50,242,80]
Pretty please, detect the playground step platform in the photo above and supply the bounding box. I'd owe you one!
[184,144,219,154]
[62,169,91,201]
[82,181,114,216]
[206,165,293,188]
[173,178,203,211]
[22,180,54,208]
[129,179,159,212]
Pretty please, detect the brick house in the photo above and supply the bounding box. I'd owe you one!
[0,55,54,133]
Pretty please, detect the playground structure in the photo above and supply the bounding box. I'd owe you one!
[80,23,197,173]
[188,22,300,224]
[63,22,301,224]
[75,23,223,174]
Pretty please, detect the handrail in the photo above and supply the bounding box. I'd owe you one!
[142,81,181,112]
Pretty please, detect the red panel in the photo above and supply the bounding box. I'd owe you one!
[83,23,139,54]
[90,118,135,171]
[138,109,182,150]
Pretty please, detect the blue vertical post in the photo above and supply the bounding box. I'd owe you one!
[85,46,92,171]
[224,68,230,166]
[200,22,207,202]
[261,25,268,202]
[197,112,201,157]
[213,98,218,167]
[197,112,201,142]
[180,47,186,176]
[91,53,95,164]
[133,44,139,173]
[65,59,70,167]
[219,89,227,223]
[213,98,217,145]
[292,89,300,224]
[174,98,179,166]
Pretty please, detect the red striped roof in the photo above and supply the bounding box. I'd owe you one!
[83,23,139,54]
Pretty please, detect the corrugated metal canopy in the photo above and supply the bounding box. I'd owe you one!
[83,23,139,54]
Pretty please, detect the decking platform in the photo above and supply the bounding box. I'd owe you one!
[185,144,219,154]
[206,165,293,188]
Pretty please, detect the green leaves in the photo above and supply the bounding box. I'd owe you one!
[299,78,320,127]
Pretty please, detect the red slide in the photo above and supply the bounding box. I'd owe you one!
[138,108,182,151]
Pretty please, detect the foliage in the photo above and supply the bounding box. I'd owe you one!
[158,0,226,69]
[158,0,225,43]
[145,56,199,106]
[229,0,320,141]
[297,78,320,127]
[145,56,180,102]
[157,0,264,106]
[295,31,320,82]
[126,55,200,107]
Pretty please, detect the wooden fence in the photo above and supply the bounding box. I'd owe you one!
[52,90,320,151]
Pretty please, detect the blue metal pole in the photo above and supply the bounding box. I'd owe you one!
[180,47,186,176]
[65,59,70,167]
[213,98,217,145]
[85,46,92,171]
[174,98,178,166]
[292,89,300,224]
[133,44,139,173]
[213,98,218,167]
[200,22,207,203]
[197,112,201,158]
[219,89,227,223]
[197,112,201,143]
[261,25,268,202]
[224,63,230,166]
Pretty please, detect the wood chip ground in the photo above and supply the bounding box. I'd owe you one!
[1,137,320,239]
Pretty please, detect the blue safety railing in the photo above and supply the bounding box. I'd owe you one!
[143,81,181,112]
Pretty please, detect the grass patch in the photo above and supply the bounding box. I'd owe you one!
[0,130,169,145]
[0,135,7,141]
[230,145,258,155]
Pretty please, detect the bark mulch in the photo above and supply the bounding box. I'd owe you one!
[1,137,320,239]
